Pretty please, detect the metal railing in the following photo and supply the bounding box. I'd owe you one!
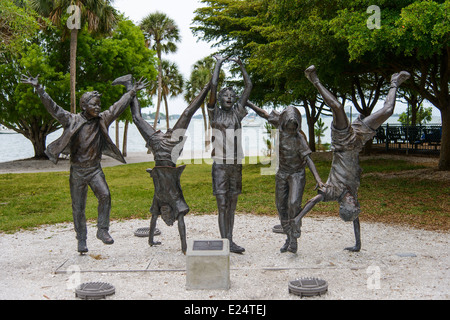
[373,124,442,154]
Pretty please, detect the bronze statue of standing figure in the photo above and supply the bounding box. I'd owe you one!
[247,102,324,253]
[21,73,148,253]
[295,65,411,252]
[208,56,253,253]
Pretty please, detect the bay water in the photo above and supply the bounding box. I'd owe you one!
[0,114,441,163]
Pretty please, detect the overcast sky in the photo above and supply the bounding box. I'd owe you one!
[113,0,216,114]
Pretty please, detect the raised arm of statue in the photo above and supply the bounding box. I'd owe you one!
[103,77,149,127]
[229,57,253,108]
[21,73,71,126]
[246,101,270,120]
[207,55,227,109]
[112,74,155,140]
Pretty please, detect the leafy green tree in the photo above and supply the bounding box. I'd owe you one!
[193,0,449,169]
[398,104,433,126]
[0,0,44,55]
[398,89,426,126]
[140,12,181,128]
[1,29,70,158]
[1,11,157,159]
[30,0,119,113]
[329,0,450,169]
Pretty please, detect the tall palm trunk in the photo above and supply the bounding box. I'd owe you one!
[153,52,163,128]
[163,95,170,130]
[115,119,120,147]
[70,28,78,114]
[201,103,211,150]
[122,120,129,157]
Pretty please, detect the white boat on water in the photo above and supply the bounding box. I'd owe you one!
[0,125,17,134]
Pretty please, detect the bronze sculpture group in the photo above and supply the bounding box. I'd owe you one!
[22,56,410,255]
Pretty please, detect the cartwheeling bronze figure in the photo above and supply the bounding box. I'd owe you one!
[112,75,211,254]
[21,73,148,253]
[294,65,411,251]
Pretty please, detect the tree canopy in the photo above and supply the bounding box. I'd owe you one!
[0,0,44,55]
[193,0,450,169]
[0,3,157,159]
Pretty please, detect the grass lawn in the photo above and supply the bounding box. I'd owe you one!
[0,156,448,233]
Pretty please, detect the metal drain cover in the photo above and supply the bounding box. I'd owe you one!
[75,282,115,300]
[288,278,328,297]
[134,227,161,237]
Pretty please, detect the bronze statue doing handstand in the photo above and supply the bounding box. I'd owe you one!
[112,75,211,254]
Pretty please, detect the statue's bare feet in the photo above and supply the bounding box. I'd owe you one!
[304,65,320,84]
[390,71,411,88]
[112,74,134,90]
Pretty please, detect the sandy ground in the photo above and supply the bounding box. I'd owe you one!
[0,215,448,301]
[0,152,449,302]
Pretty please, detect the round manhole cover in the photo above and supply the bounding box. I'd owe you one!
[75,282,115,300]
[288,278,328,297]
[134,227,161,237]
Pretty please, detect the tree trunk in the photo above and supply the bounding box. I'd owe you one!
[115,119,120,147]
[153,53,163,128]
[122,120,129,158]
[30,130,47,159]
[163,95,170,130]
[439,106,450,171]
[201,103,211,150]
[306,116,316,152]
[411,95,418,126]
[70,29,78,114]
[25,120,48,159]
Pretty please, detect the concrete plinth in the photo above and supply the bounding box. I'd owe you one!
[186,239,230,290]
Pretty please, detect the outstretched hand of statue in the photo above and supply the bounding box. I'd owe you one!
[315,181,326,191]
[228,57,243,66]
[21,72,40,87]
[213,54,228,63]
[133,77,150,91]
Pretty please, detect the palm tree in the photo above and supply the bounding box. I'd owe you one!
[184,56,225,148]
[30,0,118,113]
[139,11,180,128]
[148,60,183,129]
[314,118,328,151]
